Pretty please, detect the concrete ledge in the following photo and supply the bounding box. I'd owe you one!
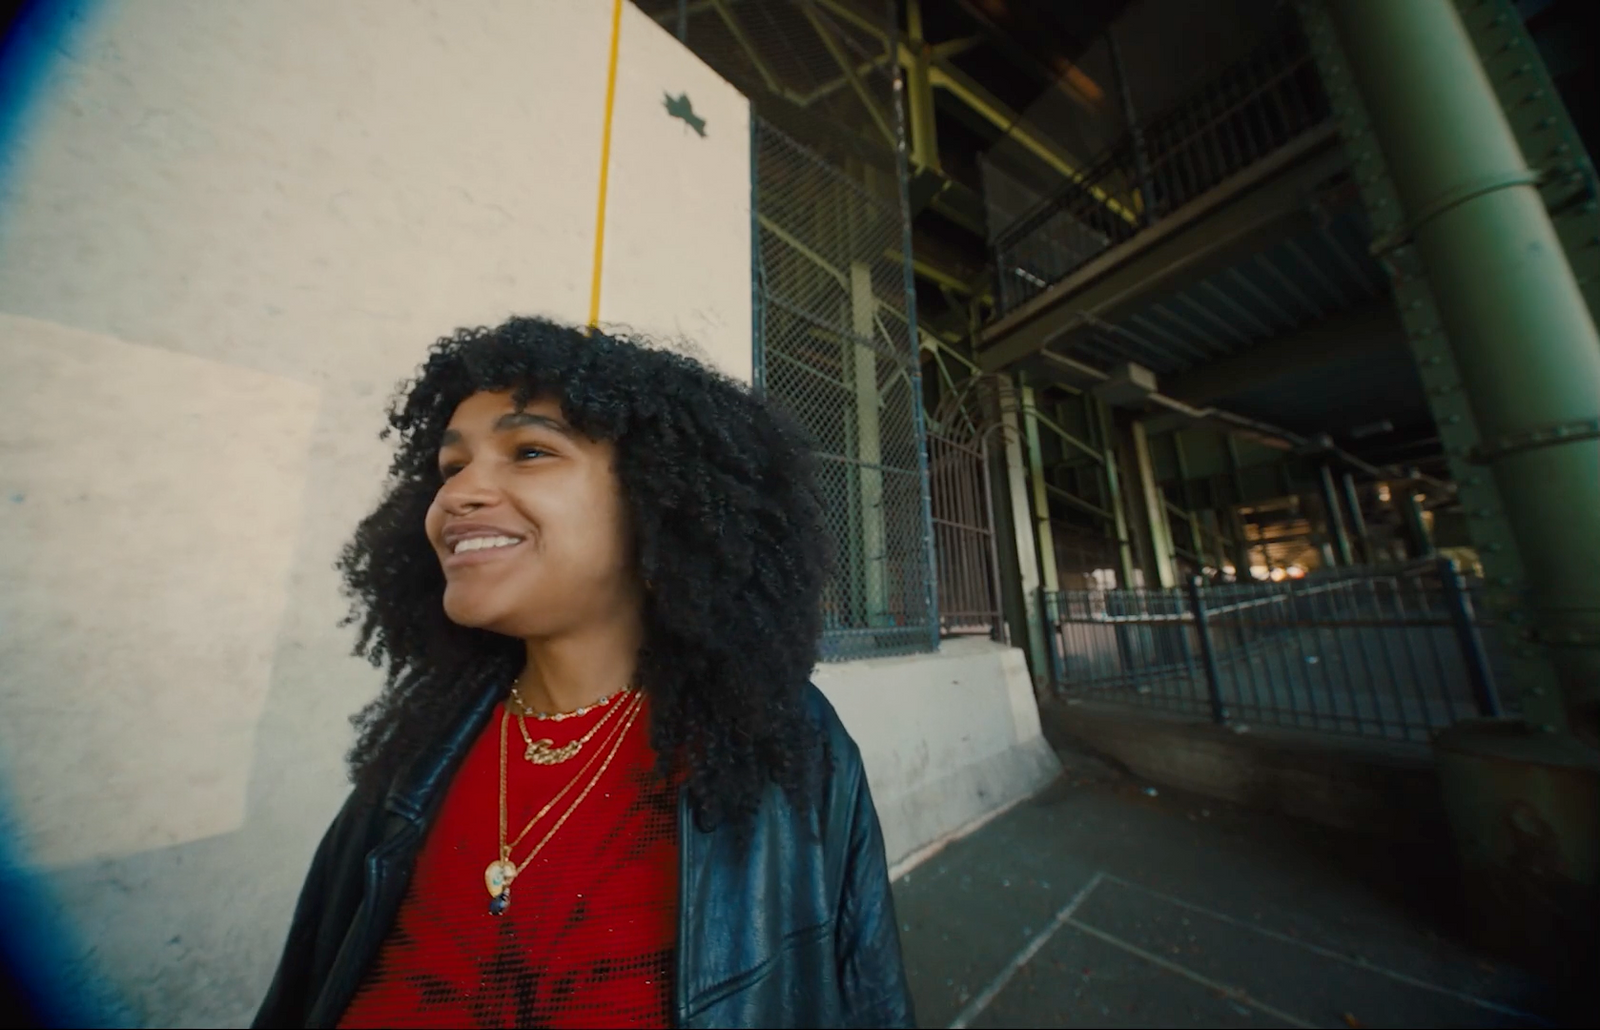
[1040,700,1450,842]
[816,639,1062,868]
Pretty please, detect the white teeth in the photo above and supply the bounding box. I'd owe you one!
[453,535,521,554]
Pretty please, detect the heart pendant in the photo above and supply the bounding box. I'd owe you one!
[485,859,517,898]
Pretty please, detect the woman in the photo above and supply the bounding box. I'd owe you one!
[253,317,915,1029]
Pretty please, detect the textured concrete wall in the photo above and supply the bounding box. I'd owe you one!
[816,639,1062,871]
[0,2,749,1025]
[1040,701,1450,842]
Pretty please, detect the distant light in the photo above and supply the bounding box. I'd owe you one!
[1269,567,1288,582]
[1376,484,1391,503]
[1286,564,1306,579]
[1413,493,1426,504]
[1221,564,1237,576]
[1250,565,1270,580]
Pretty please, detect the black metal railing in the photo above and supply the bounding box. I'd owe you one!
[992,19,1332,314]
[1042,559,1509,744]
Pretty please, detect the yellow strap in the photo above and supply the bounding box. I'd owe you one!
[587,0,625,330]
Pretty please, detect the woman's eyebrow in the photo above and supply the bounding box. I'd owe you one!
[438,413,572,448]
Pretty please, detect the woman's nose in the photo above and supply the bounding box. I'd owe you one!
[438,464,498,515]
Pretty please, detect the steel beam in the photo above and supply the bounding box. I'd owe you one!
[978,127,1345,373]
[1162,300,1404,405]
[926,58,1136,225]
[903,0,941,172]
[801,2,895,145]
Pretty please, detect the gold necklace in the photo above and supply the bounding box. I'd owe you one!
[508,682,630,721]
[485,691,643,915]
[513,686,631,765]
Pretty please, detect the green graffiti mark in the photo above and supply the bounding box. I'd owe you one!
[663,92,707,138]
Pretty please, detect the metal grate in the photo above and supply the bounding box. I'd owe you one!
[753,118,936,660]
[1043,561,1513,743]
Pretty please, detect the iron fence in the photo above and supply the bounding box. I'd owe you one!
[992,17,1331,314]
[1044,560,1511,744]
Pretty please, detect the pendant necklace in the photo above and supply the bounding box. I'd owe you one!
[485,690,643,915]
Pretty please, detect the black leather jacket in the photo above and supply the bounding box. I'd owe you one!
[252,682,916,1029]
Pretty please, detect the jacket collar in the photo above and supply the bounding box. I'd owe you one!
[383,675,507,823]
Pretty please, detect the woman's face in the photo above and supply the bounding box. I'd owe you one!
[424,390,638,637]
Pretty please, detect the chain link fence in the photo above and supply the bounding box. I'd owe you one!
[754,122,936,660]
[637,0,938,659]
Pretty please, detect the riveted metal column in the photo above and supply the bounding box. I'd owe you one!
[1306,0,1600,985]
[1318,0,1600,732]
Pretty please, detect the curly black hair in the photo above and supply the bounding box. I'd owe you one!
[337,316,832,831]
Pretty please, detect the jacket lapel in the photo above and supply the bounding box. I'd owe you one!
[305,677,507,1027]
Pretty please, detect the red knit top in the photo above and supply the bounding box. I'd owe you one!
[339,692,678,1029]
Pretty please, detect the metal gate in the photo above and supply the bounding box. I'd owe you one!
[927,387,1004,641]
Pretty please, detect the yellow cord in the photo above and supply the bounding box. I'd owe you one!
[587,0,625,330]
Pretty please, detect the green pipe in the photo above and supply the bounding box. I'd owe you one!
[1325,0,1600,732]
[1318,464,1354,567]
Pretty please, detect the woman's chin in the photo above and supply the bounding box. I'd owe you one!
[441,589,507,631]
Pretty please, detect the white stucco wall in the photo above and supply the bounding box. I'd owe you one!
[815,639,1061,873]
[0,2,749,1025]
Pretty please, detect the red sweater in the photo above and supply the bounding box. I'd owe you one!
[339,695,678,1029]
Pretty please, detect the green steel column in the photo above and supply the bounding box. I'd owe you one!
[1318,464,1355,566]
[997,376,1049,687]
[1397,485,1435,560]
[849,261,889,627]
[1021,382,1061,592]
[1323,0,1600,730]
[1130,420,1178,589]
[1318,0,1600,983]
[1096,398,1137,589]
[1341,472,1373,565]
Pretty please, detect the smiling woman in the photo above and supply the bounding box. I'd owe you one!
[252,316,915,1030]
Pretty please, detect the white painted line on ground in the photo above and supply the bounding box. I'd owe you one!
[1065,917,1321,1029]
[1100,874,1553,1025]
[947,871,1106,1030]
